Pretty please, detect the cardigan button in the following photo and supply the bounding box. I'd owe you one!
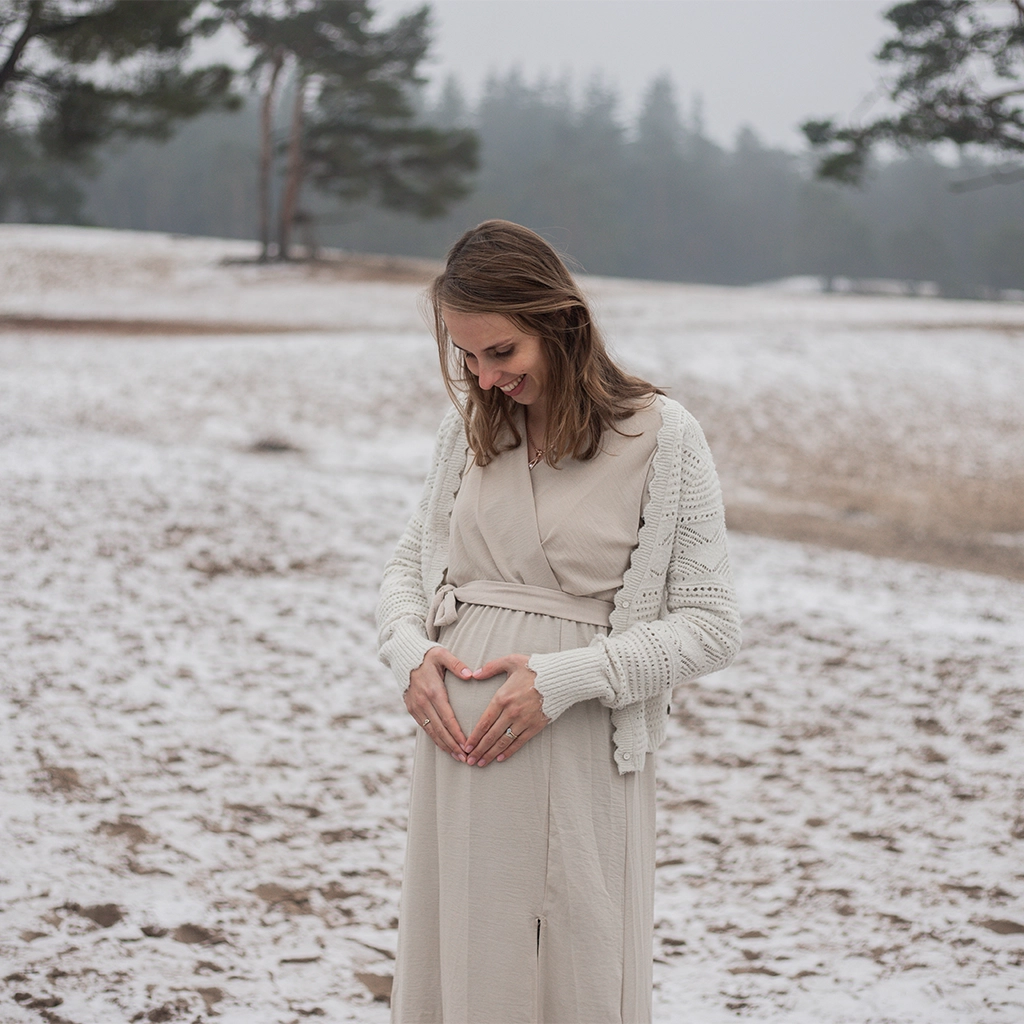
[622,752,631,760]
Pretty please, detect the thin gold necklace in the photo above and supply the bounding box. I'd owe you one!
[526,423,545,470]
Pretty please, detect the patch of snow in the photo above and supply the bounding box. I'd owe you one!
[1,227,1022,1023]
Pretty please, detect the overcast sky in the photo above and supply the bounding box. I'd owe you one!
[374,0,893,150]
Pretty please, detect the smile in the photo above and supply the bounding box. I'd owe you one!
[499,374,526,395]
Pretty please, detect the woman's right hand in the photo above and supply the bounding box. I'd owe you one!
[405,647,473,762]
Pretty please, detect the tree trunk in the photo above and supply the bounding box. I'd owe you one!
[258,47,284,262]
[0,0,43,95]
[278,73,306,261]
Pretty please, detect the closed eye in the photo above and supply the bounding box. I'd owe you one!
[462,347,513,363]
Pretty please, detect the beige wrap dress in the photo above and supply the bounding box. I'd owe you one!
[392,402,663,1024]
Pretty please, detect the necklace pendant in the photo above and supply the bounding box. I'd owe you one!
[525,418,545,469]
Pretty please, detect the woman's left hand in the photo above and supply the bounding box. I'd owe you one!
[464,654,549,767]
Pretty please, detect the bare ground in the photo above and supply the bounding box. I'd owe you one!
[1,241,1022,1021]
[2,309,1020,582]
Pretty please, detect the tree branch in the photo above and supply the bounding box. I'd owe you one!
[985,85,1024,105]
[949,164,1024,192]
[0,0,41,94]
[0,0,90,95]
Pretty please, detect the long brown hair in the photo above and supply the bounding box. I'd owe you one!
[429,220,661,466]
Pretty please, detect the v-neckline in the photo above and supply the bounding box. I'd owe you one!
[513,410,561,591]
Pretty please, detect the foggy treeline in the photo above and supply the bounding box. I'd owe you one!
[72,73,1024,294]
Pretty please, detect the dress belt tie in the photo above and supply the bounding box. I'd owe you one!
[426,580,614,641]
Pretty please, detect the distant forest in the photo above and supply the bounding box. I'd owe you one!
[47,74,1024,295]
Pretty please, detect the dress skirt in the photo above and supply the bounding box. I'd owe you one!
[391,402,664,1024]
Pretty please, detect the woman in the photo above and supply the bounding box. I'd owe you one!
[377,220,741,1023]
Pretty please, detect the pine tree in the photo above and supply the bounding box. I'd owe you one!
[629,75,687,278]
[220,0,478,260]
[0,0,238,220]
[802,0,1024,184]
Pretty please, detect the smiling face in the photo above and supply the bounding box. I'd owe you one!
[442,307,550,411]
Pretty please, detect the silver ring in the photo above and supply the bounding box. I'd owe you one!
[422,718,430,727]
[505,726,517,740]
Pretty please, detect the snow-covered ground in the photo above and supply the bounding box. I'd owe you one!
[4,223,1023,579]
[1,226,1022,1023]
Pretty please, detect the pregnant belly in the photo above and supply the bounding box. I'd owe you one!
[444,668,505,738]
[438,603,605,737]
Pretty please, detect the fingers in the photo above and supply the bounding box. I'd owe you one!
[428,650,470,748]
[410,649,547,768]
[434,647,474,682]
[407,692,466,760]
[494,726,532,763]
[470,715,532,767]
[462,664,507,753]
[464,692,502,755]
[430,682,468,750]
[426,701,468,760]
[465,657,539,760]
[466,694,547,767]
[406,647,471,760]
[471,656,512,681]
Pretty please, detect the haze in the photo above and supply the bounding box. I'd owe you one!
[375,0,892,149]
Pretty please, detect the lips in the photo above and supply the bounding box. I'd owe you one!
[499,374,526,397]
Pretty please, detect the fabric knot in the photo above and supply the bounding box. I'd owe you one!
[426,583,459,641]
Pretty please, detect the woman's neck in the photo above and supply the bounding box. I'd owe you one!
[525,404,548,443]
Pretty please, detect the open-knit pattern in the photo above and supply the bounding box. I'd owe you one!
[376,397,742,773]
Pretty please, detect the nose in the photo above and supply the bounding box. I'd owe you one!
[477,366,502,390]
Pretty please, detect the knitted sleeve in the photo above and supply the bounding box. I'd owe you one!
[376,411,461,693]
[527,412,741,721]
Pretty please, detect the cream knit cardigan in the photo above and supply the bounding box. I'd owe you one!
[376,396,742,774]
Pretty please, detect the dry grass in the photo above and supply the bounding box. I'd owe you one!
[0,315,329,335]
[219,250,441,284]
[703,401,1024,581]
[2,235,1020,584]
